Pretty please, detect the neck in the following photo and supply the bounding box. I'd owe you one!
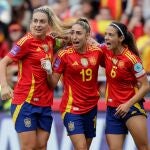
[113,45,125,55]
[76,44,88,54]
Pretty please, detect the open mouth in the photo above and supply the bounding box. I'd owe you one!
[73,41,80,46]
[106,42,111,48]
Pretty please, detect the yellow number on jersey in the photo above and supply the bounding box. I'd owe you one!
[80,68,92,82]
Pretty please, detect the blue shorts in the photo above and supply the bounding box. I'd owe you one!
[105,101,147,134]
[11,102,53,133]
[63,107,97,138]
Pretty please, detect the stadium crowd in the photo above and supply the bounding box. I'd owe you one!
[0,0,150,112]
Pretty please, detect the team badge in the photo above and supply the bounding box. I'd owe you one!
[118,61,125,68]
[42,44,49,52]
[112,58,118,65]
[68,121,75,131]
[24,117,31,128]
[134,62,143,72]
[89,57,96,65]
[81,58,88,67]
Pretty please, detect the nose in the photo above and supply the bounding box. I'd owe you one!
[36,21,41,26]
[72,33,77,40]
[104,34,109,41]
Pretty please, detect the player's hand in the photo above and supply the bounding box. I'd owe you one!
[115,103,130,118]
[1,85,13,100]
[87,37,100,46]
[41,58,52,74]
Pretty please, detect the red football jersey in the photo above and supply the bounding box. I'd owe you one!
[7,33,55,107]
[53,45,103,114]
[100,44,146,107]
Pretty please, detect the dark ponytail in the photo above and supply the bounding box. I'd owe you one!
[124,31,140,57]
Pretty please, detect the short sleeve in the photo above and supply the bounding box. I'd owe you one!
[7,36,29,61]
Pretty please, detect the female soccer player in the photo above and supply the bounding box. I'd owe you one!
[101,22,150,150]
[0,6,70,150]
[41,18,103,150]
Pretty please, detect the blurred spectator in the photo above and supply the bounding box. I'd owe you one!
[0,0,11,24]
[99,0,122,20]
[127,5,144,40]
[137,19,150,74]
[8,22,25,49]
[59,0,71,20]
[142,0,150,19]
[51,2,63,18]
[0,28,9,59]
[95,7,112,38]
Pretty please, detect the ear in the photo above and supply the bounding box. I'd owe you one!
[119,35,124,42]
[86,32,90,40]
[47,26,51,34]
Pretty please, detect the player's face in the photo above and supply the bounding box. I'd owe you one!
[71,24,89,52]
[104,26,122,51]
[30,12,50,39]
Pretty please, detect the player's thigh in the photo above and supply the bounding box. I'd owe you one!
[70,134,87,150]
[36,128,50,148]
[18,130,37,149]
[86,138,93,150]
[106,134,126,150]
[126,115,149,147]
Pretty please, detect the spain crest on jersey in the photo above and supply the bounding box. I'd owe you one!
[68,121,75,131]
[81,58,88,67]
[24,117,31,128]
[42,44,49,52]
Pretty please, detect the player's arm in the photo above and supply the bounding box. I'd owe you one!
[47,72,61,89]
[0,56,14,100]
[127,75,150,106]
[41,58,61,88]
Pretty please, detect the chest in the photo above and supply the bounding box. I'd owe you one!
[105,53,133,80]
[66,52,101,74]
[27,40,54,66]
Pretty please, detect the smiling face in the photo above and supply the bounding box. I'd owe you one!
[30,11,50,39]
[104,25,124,52]
[70,24,89,52]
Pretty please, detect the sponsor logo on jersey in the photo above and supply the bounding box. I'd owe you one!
[36,47,41,51]
[72,61,79,66]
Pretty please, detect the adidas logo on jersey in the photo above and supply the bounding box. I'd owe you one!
[36,47,41,51]
[72,61,79,66]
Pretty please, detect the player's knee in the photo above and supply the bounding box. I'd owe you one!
[20,143,37,150]
[36,142,47,150]
[74,143,88,150]
[137,143,149,150]
[108,145,123,150]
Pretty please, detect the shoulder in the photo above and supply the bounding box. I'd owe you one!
[57,46,74,58]
[123,48,140,65]
[88,44,103,53]
[16,33,33,47]
[46,35,55,42]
